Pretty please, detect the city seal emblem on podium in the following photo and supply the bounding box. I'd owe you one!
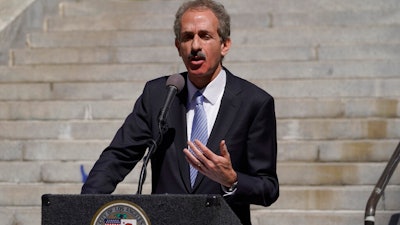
[91,200,151,225]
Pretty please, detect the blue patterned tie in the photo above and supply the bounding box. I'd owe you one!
[190,91,208,187]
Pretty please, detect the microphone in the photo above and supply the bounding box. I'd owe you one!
[137,74,184,194]
[157,74,185,125]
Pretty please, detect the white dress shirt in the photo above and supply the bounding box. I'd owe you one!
[186,69,226,142]
[186,70,236,195]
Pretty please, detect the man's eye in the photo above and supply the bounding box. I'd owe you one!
[181,34,193,42]
[201,34,211,40]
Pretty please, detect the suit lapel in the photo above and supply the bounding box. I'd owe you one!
[208,72,242,151]
[171,75,193,192]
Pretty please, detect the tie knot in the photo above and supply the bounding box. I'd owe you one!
[193,91,204,105]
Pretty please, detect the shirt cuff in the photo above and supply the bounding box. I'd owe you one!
[221,181,238,197]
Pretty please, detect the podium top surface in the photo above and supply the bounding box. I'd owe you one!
[41,194,242,225]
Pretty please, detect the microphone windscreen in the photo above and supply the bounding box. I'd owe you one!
[166,74,185,93]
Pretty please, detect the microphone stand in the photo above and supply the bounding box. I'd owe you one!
[136,73,184,194]
[136,119,168,194]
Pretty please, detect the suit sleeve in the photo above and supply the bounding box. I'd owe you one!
[81,81,155,194]
[227,95,279,206]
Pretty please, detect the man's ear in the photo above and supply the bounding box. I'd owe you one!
[175,38,182,57]
[221,38,231,57]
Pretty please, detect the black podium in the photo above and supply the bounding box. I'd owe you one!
[41,194,242,225]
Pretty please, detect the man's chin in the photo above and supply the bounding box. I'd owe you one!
[188,68,207,77]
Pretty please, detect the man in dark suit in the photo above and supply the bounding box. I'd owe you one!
[81,0,279,224]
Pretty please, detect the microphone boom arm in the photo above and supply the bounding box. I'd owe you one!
[136,74,184,194]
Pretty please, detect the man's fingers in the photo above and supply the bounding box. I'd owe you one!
[183,148,203,169]
[219,140,230,158]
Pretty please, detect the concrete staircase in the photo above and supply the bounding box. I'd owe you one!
[1,0,400,224]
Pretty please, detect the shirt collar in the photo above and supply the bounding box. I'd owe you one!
[187,69,226,105]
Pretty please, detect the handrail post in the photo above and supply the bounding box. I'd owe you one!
[364,142,400,225]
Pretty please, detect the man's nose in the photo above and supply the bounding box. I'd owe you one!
[191,35,202,51]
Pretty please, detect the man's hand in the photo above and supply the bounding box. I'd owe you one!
[183,140,237,187]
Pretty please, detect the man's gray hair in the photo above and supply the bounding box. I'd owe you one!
[174,0,231,43]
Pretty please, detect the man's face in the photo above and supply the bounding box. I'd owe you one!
[175,9,231,88]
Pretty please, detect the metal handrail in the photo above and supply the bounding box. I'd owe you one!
[365,142,400,225]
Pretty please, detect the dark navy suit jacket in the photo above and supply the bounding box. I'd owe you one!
[81,68,279,225]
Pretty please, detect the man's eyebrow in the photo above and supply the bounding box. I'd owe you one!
[181,29,212,35]
[181,31,194,34]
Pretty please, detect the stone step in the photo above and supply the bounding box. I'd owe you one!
[0,64,175,82]
[8,46,179,66]
[0,120,122,140]
[272,185,400,211]
[0,161,148,184]
[0,0,51,64]
[278,118,400,140]
[9,45,315,66]
[1,160,398,186]
[0,98,399,120]
[0,81,144,101]
[0,139,107,161]
[27,26,400,49]
[258,78,400,98]
[318,44,400,61]
[272,10,400,27]
[1,183,399,210]
[278,162,400,185]
[10,43,400,66]
[276,98,400,119]
[2,60,400,83]
[44,9,400,32]
[1,206,41,225]
[59,0,400,16]
[1,77,400,101]
[0,100,135,120]
[0,183,152,206]
[1,118,399,141]
[1,139,398,163]
[251,209,398,225]
[279,140,400,163]
[28,30,175,48]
